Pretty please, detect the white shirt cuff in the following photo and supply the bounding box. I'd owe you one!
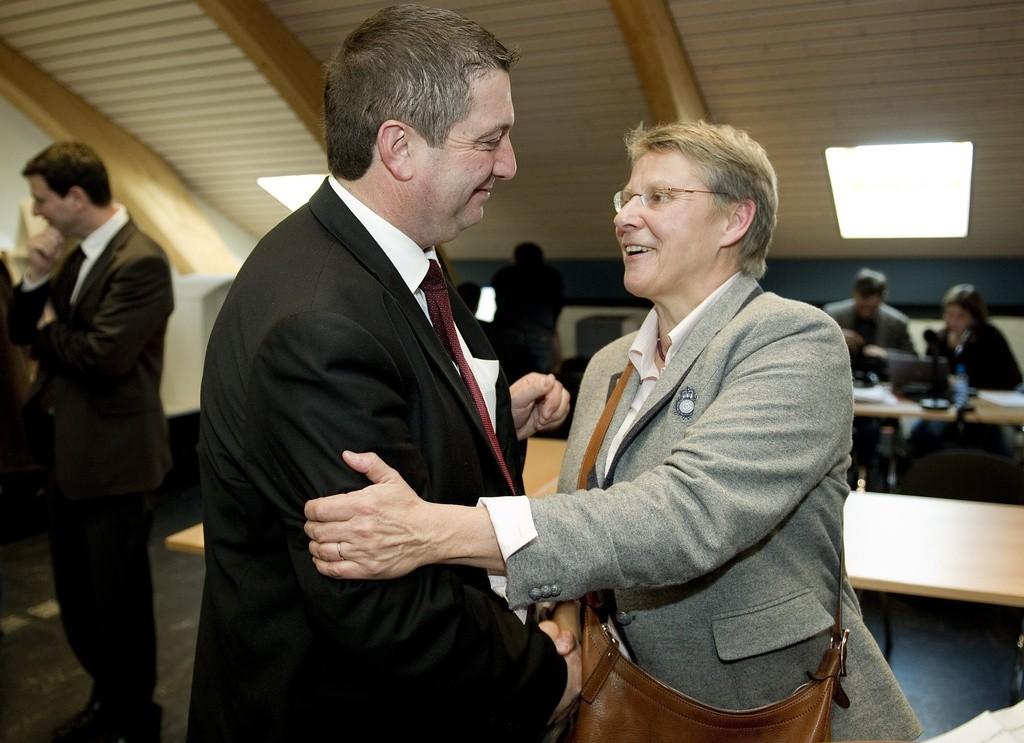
[478,495,537,562]
[20,272,50,292]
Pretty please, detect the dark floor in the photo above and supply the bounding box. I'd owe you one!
[1,483,1020,742]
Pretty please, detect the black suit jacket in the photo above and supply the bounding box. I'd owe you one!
[8,220,173,498]
[189,181,564,741]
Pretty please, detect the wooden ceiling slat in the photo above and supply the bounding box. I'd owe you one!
[70,60,256,96]
[0,0,189,34]
[129,114,303,140]
[102,98,297,125]
[14,18,217,58]
[6,4,205,48]
[195,0,324,146]
[0,0,83,21]
[83,74,268,107]
[676,3,1023,51]
[57,47,246,83]
[37,31,231,72]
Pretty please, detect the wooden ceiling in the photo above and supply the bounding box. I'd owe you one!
[2,0,1021,262]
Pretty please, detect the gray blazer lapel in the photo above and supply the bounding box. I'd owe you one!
[605,274,763,482]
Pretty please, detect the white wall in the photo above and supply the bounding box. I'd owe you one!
[163,273,233,415]
[0,96,51,250]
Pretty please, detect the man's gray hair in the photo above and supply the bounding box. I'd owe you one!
[324,4,518,180]
[624,120,778,279]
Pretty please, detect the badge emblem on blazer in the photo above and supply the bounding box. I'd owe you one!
[676,387,697,418]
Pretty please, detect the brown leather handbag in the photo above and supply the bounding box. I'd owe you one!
[569,363,851,742]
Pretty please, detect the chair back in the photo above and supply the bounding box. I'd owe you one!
[901,449,1024,505]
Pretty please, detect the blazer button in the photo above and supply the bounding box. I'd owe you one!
[550,584,561,597]
[615,611,634,626]
[541,584,553,598]
[529,587,543,601]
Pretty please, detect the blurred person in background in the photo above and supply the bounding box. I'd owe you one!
[490,242,564,381]
[911,283,1022,457]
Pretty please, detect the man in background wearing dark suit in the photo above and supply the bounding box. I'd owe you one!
[824,267,916,376]
[8,142,173,743]
[188,5,577,742]
[824,268,915,489]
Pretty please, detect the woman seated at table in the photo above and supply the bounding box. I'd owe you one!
[938,284,1022,391]
[911,284,1022,457]
[305,120,921,741]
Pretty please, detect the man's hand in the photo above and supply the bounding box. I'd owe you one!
[37,301,57,330]
[538,611,582,723]
[24,227,65,283]
[841,328,865,355]
[510,373,570,441]
[305,451,438,579]
[862,343,888,360]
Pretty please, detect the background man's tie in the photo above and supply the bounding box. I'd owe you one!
[58,246,85,314]
[421,259,516,496]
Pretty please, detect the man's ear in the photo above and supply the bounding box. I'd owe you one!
[376,120,416,182]
[720,199,756,248]
[65,185,90,210]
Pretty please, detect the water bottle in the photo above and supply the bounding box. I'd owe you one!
[952,363,970,409]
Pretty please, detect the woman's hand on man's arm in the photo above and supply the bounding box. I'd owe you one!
[304,450,506,578]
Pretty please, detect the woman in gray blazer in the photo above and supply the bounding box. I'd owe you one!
[305,121,921,741]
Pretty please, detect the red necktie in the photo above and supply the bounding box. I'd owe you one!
[421,260,516,496]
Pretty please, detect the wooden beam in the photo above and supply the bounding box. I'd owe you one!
[196,0,324,147]
[0,41,239,275]
[610,0,708,125]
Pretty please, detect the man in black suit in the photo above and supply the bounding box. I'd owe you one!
[188,5,577,741]
[9,142,173,742]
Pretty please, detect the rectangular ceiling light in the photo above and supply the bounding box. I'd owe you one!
[825,142,973,238]
[257,174,326,211]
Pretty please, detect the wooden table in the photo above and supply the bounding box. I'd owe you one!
[165,437,569,555]
[854,389,1024,426]
[845,491,1024,607]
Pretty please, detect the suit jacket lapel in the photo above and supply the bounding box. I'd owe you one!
[70,222,132,321]
[306,180,508,465]
[605,274,762,482]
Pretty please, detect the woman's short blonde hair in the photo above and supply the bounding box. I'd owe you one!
[624,121,778,279]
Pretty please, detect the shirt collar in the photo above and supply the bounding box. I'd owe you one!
[628,271,742,380]
[328,176,434,293]
[80,205,129,259]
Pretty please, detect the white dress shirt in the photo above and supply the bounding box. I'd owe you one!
[328,177,500,427]
[480,272,742,565]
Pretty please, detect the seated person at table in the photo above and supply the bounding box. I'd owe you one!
[910,284,1022,457]
[824,268,915,383]
[937,284,1022,391]
[825,269,915,488]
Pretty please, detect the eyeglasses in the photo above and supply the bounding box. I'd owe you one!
[613,187,728,213]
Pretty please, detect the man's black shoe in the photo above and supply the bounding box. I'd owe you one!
[53,700,104,742]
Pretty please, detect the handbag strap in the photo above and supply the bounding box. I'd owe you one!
[577,362,635,491]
